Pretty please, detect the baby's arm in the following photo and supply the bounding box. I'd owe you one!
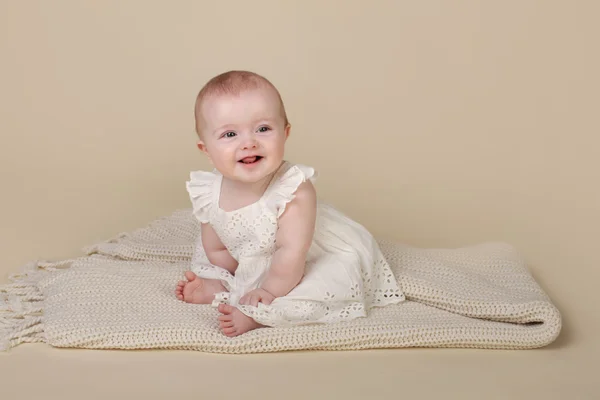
[259,180,317,298]
[201,223,238,275]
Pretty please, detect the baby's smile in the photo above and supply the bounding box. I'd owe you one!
[239,155,263,165]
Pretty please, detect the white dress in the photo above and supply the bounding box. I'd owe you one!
[186,161,405,327]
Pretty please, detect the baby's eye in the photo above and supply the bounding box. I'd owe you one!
[257,126,270,133]
[222,131,237,138]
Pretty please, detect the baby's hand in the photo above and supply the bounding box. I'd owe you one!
[239,288,275,307]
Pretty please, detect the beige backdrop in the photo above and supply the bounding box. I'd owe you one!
[1,1,599,399]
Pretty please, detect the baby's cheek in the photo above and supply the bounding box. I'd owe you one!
[266,137,287,151]
[217,144,238,158]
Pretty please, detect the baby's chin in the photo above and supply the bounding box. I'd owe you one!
[231,158,283,182]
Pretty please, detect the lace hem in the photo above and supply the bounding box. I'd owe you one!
[190,262,235,291]
[362,255,406,308]
[211,292,231,307]
[236,300,373,327]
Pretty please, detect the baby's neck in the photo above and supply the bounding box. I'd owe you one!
[225,174,273,196]
[219,171,277,212]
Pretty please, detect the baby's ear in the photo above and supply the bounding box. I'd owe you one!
[197,141,212,162]
[284,123,291,139]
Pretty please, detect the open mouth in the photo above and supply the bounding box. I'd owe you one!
[238,156,263,165]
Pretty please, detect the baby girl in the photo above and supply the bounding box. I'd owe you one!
[175,70,405,337]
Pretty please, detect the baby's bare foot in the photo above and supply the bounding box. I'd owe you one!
[175,271,225,304]
[217,304,263,337]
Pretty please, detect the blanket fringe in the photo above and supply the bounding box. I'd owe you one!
[0,258,76,351]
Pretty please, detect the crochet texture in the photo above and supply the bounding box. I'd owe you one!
[0,209,561,352]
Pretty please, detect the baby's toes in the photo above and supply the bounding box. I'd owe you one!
[222,326,237,336]
[218,314,233,323]
[220,320,234,329]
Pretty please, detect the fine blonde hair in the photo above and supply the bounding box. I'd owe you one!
[194,70,289,137]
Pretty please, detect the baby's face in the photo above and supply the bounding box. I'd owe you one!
[197,87,289,184]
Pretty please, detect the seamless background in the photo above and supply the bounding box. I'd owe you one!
[1,1,598,398]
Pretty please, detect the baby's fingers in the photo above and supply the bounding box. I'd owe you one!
[261,296,273,305]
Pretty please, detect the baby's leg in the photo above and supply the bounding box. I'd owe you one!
[175,271,227,304]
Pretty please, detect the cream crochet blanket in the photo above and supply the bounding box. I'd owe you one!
[0,209,561,352]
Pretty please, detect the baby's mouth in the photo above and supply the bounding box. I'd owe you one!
[239,156,263,164]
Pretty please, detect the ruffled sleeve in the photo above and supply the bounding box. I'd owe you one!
[186,170,217,223]
[266,163,318,218]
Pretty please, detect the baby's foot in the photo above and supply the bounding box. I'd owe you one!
[217,304,263,337]
[175,271,225,304]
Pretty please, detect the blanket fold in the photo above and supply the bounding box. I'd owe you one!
[0,209,561,352]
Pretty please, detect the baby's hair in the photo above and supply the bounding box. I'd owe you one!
[194,70,289,137]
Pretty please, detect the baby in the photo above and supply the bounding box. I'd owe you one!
[176,70,405,337]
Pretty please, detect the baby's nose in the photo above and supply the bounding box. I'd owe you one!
[241,136,258,149]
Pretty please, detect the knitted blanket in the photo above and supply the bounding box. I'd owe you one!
[0,209,561,352]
